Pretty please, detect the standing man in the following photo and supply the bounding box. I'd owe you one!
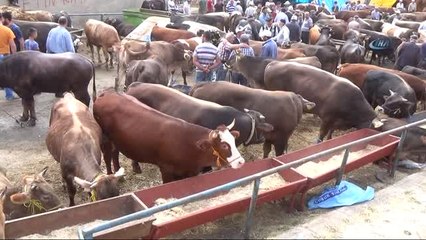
[332,1,339,13]
[394,35,420,70]
[272,19,290,47]
[300,12,313,44]
[0,13,17,101]
[396,0,405,11]
[245,1,256,18]
[287,15,301,43]
[260,17,279,38]
[274,6,289,25]
[46,16,75,54]
[199,0,207,14]
[193,31,221,83]
[183,0,191,15]
[226,0,236,13]
[260,30,277,59]
[371,7,381,20]
[2,12,24,52]
[407,0,416,12]
[230,34,254,86]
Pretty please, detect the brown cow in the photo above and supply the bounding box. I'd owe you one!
[291,42,340,73]
[335,10,370,21]
[151,25,196,42]
[117,40,193,89]
[249,40,306,59]
[46,93,124,206]
[400,12,426,22]
[381,23,414,40]
[0,167,62,220]
[337,63,426,106]
[263,62,377,141]
[190,81,316,157]
[93,89,245,183]
[84,19,121,70]
[125,58,169,87]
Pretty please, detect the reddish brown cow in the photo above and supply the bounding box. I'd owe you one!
[250,40,306,59]
[46,93,124,206]
[337,63,426,105]
[335,10,370,21]
[151,26,197,42]
[84,19,121,70]
[171,37,202,51]
[0,167,62,220]
[93,89,245,183]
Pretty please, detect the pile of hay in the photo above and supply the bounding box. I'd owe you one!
[0,6,52,22]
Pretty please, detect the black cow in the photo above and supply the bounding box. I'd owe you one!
[340,34,365,64]
[0,52,96,126]
[402,66,426,80]
[104,17,136,37]
[360,29,402,66]
[52,11,72,27]
[315,26,335,46]
[362,70,417,118]
[170,12,230,32]
[14,20,82,53]
[141,0,165,10]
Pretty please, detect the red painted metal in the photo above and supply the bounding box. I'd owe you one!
[133,158,308,239]
[274,128,400,210]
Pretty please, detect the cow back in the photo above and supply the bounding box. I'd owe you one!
[84,19,121,48]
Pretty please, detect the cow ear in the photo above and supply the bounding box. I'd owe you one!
[74,177,92,192]
[0,187,6,201]
[231,130,240,139]
[196,139,213,151]
[257,123,274,132]
[10,192,30,205]
[38,166,49,178]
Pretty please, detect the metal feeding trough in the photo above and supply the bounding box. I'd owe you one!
[5,193,154,239]
[274,128,400,210]
[133,158,307,239]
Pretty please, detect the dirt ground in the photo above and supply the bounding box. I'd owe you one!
[0,48,421,239]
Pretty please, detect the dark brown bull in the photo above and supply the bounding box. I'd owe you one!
[151,26,196,42]
[337,63,426,107]
[402,65,426,79]
[0,51,96,127]
[84,19,121,70]
[46,93,124,206]
[0,167,62,220]
[291,42,340,73]
[125,58,169,88]
[190,81,316,157]
[263,62,376,141]
[340,35,365,64]
[93,89,245,183]
[335,10,370,21]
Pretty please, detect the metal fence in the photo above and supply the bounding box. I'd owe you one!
[66,12,123,29]
[78,118,426,239]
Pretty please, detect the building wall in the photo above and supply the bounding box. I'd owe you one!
[1,0,142,27]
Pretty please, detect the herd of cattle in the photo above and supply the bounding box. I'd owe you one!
[1,4,426,236]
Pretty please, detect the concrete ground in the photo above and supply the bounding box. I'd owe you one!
[273,170,426,239]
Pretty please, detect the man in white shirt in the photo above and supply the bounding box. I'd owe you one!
[272,19,290,47]
[245,1,256,17]
[183,0,191,15]
[274,7,289,24]
[396,0,405,11]
[407,0,416,12]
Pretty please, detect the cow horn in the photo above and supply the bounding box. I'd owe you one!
[389,89,395,96]
[113,167,125,178]
[227,119,236,130]
[74,177,93,192]
[401,97,408,102]
[38,166,49,178]
[184,52,191,61]
[244,108,249,113]
[259,114,266,120]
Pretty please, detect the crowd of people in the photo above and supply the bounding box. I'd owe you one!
[0,12,75,101]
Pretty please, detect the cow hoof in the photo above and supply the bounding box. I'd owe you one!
[132,165,142,174]
[19,116,29,122]
[55,93,64,98]
[27,118,36,127]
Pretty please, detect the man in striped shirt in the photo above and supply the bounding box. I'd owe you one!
[226,0,236,13]
[193,31,221,83]
[229,34,254,86]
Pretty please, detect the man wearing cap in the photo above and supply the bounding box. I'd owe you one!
[272,18,290,47]
[245,1,256,17]
[284,1,293,11]
[274,5,289,25]
[260,30,277,59]
[216,32,248,81]
[394,35,421,70]
[287,15,301,42]
[229,34,254,85]
[300,11,313,44]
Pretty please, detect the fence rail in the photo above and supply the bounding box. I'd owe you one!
[67,12,123,22]
[78,118,426,240]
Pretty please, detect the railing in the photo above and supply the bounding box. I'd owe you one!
[78,118,426,239]
[67,12,123,22]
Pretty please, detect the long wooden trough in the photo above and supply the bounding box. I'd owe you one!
[4,129,400,239]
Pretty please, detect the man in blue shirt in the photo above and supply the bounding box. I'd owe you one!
[46,16,75,54]
[260,30,277,59]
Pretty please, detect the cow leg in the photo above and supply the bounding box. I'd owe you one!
[111,145,122,173]
[109,51,114,70]
[89,44,95,63]
[20,98,30,122]
[168,72,175,86]
[318,122,331,143]
[326,129,334,140]
[97,46,102,65]
[273,139,289,157]
[160,168,175,184]
[101,136,114,174]
[131,160,142,174]
[102,47,109,71]
[64,176,76,206]
[263,141,273,158]
[182,70,188,86]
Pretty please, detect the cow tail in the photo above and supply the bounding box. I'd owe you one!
[91,59,97,103]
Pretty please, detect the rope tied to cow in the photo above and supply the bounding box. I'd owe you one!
[212,148,229,168]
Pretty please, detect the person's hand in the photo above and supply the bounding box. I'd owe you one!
[239,43,249,48]
[203,65,210,72]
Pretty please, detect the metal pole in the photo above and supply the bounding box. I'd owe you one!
[244,178,261,239]
[390,129,408,178]
[335,148,350,186]
[79,119,426,239]
[101,14,104,21]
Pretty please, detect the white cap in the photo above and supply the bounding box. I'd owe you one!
[284,1,291,5]
[291,15,298,21]
[259,29,272,38]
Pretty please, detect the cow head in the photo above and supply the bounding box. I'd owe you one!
[74,168,125,202]
[320,25,333,37]
[182,49,195,72]
[381,90,413,118]
[196,120,245,169]
[9,167,62,214]
[243,109,274,145]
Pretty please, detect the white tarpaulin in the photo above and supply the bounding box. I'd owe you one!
[122,16,171,44]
